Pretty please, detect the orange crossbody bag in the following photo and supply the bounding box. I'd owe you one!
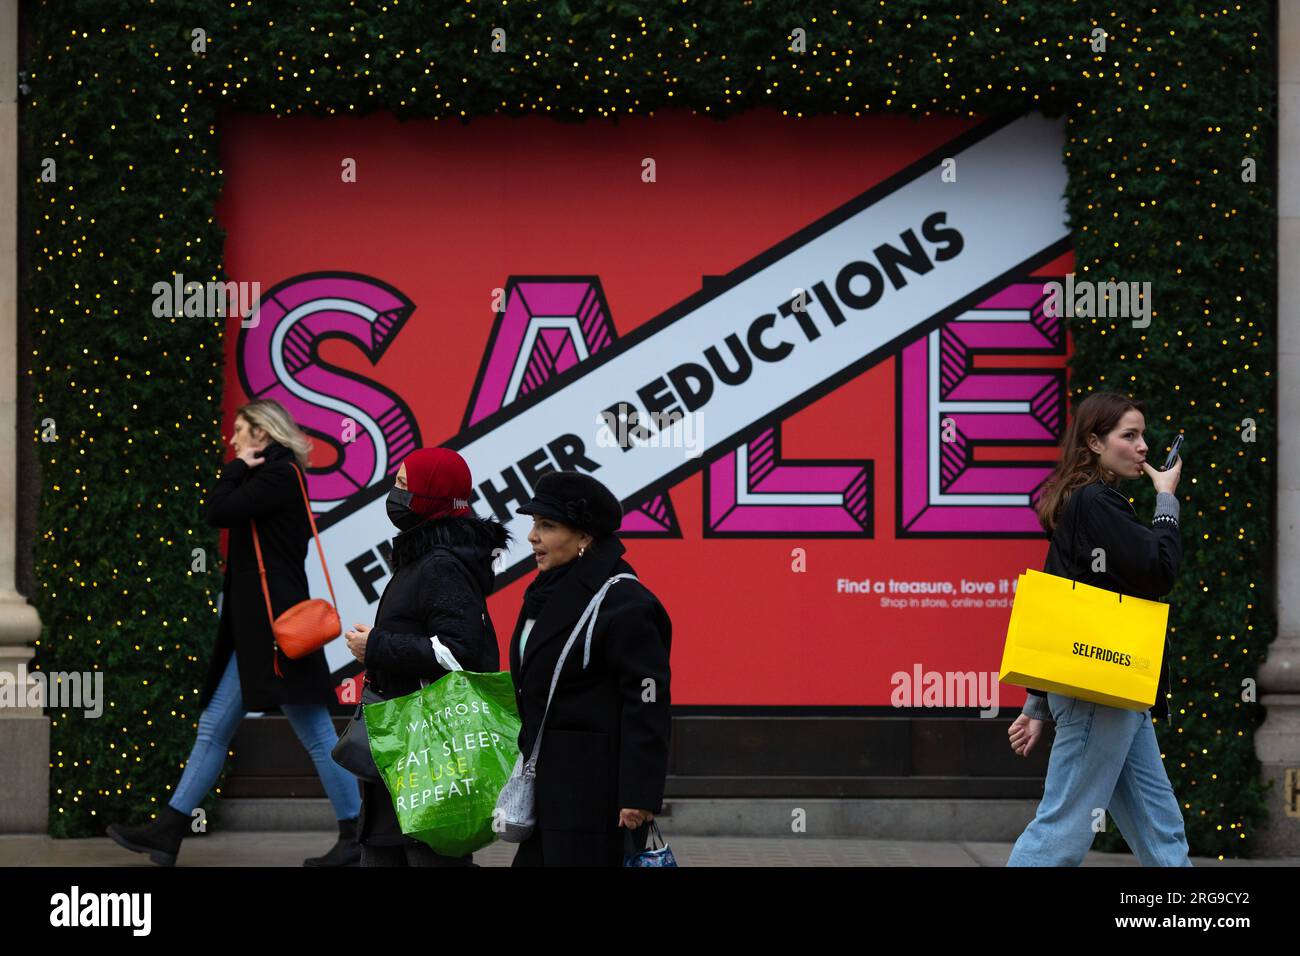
[249,464,341,677]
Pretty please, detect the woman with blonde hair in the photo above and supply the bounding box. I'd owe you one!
[107,399,362,866]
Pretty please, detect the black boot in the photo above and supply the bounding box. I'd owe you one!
[106,806,192,866]
[304,817,361,867]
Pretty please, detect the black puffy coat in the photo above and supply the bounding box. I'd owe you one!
[508,534,673,867]
[1028,479,1181,720]
[201,441,335,711]
[357,514,509,847]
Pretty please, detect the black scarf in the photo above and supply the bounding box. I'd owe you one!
[521,557,582,620]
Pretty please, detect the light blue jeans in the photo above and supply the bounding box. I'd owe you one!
[1008,692,1191,866]
[169,653,361,820]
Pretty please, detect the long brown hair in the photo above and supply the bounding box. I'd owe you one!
[1033,391,1146,532]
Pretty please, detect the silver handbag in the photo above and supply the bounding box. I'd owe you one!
[495,574,637,843]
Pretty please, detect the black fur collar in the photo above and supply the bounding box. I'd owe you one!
[390,514,510,571]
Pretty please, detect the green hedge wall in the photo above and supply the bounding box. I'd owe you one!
[22,1,1274,856]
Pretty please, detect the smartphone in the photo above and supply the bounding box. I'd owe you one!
[1162,434,1184,471]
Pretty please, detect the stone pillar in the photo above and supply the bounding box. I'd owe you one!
[1256,3,1300,855]
[0,0,47,833]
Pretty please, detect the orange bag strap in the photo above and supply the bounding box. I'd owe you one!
[249,520,277,623]
[248,517,282,677]
[289,463,338,610]
[248,464,336,678]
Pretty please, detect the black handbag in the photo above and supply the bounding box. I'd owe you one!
[331,684,384,782]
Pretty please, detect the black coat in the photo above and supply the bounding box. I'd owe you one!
[201,441,335,711]
[508,534,673,867]
[1028,479,1181,720]
[357,514,509,847]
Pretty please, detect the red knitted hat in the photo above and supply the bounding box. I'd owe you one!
[400,447,472,519]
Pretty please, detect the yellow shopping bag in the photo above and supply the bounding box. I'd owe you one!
[999,569,1168,711]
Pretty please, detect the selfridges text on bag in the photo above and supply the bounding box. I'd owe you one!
[494,574,637,843]
[999,492,1169,711]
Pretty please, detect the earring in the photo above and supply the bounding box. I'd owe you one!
[578,545,586,557]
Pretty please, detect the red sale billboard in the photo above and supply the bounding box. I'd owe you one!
[215,109,1072,708]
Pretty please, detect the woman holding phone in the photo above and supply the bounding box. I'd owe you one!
[107,400,362,866]
[1006,391,1190,867]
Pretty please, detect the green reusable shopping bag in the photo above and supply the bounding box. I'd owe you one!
[364,668,521,857]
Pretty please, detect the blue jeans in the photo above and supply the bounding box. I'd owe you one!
[1008,692,1191,866]
[169,653,361,821]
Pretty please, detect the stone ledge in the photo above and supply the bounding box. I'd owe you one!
[213,796,1042,841]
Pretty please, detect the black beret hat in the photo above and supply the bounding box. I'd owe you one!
[516,470,622,538]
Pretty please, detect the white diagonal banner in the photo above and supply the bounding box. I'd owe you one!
[312,113,1069,671]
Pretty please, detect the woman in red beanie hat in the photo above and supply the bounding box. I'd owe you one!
[341,447,509,867]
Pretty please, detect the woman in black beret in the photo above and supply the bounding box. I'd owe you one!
[507,470,673,866]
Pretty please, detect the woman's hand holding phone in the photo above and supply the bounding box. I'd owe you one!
[1142,455,1181,495]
